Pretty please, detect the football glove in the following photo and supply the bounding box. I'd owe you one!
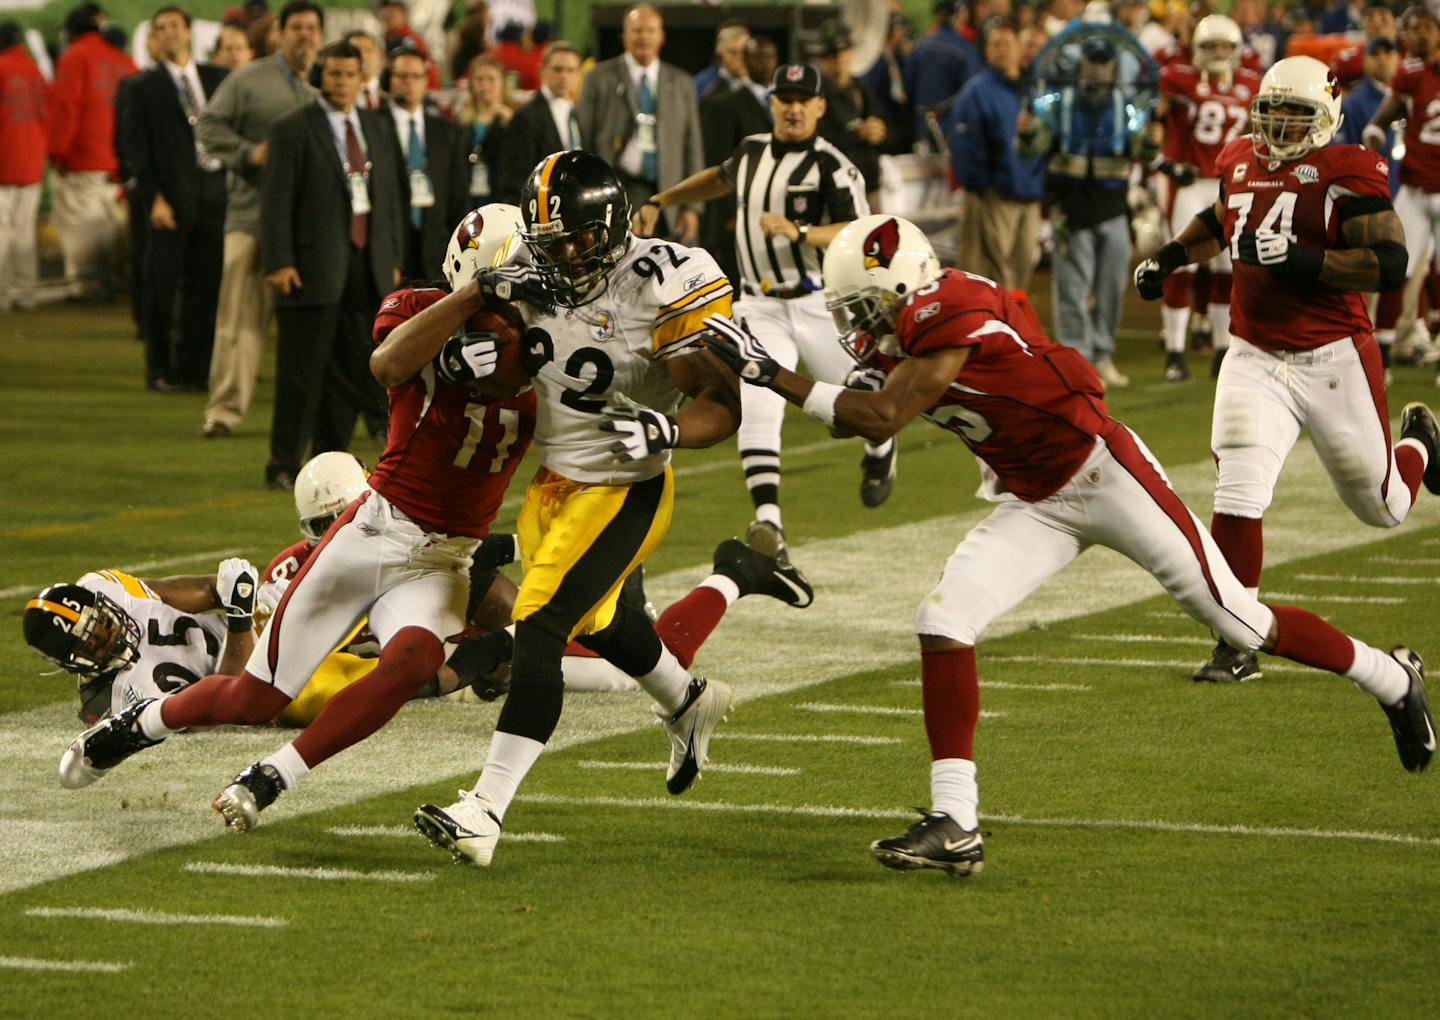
[446,628,515,702]
[844,366,888,392]
[702,313,781,386]
[598,393,679,462]
[1133,240,1188,301]
[475,264,557,316]
[216,557,259,633]
[1234,231,1325,280]
[1162,160,1198,188]
[435,330,501,385]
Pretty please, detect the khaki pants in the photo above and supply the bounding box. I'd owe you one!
[0,183,40,308]
[958,189,1041,293]
[50,169,118,298]
[204,230,273,430]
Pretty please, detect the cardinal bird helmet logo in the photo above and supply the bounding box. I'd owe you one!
[862,218,901,270]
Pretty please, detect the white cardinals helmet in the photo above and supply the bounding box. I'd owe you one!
[1192,14,1242,76]
[823,214,941,363]
[294,452,369,541]
[1250,55,1343,160]
[442,203,524,290]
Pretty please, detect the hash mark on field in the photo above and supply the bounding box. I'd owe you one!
[326,825,564,843]
[0,547,246,600]
[1263,591,1406,605]
[1293,573,1440,585]
[24,906,287,928]
[1370,556,1440,566]
[1075,633,1211,646]
[516,794,1440,847]
[0,955,132,974]
[796,702,1006,718]
[990,654,1317,675]
[715,732,901,746]
[183,862,434,882]
[890,679,1091,692]
[577,760,800,776]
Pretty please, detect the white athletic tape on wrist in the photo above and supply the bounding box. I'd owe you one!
[801,381,844,427]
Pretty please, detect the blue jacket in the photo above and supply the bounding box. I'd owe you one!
[904,25,981,138]
[946,67,1045,201]
[1337,77,1400,196]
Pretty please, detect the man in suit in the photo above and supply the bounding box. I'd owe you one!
[495,40,581,204]
[260,39,406,490]
[387,46,468,280]
[126,6,229,392]
[576,3,703,242]
[700,34,775,283]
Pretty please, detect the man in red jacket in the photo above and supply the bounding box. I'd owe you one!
[0,21,47,311]
[46,3,135,300]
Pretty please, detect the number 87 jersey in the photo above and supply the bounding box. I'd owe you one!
[521,237,734,484]
[1214,134,1392,352]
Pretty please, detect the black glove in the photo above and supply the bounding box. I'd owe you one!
[1234,231,1325,280]
[476,265,557,317]
[599,393,679,462]
[435,330,501,385]
[1133,240,1189,301]
[216,557,258,633]
[1163,161,1198,188]
[447,628,515,701]
[844,366,888,392]
[702,313,781,386]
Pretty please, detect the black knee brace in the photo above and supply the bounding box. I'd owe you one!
[577,601,664,678]
[494,620,566,743]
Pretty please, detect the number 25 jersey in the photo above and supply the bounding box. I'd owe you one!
[1215,136,1391,351]
[521,238,733,484]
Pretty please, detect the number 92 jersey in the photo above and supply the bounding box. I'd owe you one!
[1215,135,1391,351]
[78,570,227,715]
[521,237,734,484]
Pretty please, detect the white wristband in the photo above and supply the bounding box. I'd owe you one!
[801,381,844,427]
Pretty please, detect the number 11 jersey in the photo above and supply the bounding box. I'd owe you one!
[1214,135,1391,351]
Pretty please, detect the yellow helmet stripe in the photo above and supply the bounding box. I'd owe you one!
[26,598,81,623]
[535,153,561,225]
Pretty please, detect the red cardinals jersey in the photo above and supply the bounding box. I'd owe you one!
[367,287,537,538]
[1391,57,1440,191]
[1215,137,1390,351]
[265,539,312,583]
[895,269,1113,502]
[1159,64,1261,176]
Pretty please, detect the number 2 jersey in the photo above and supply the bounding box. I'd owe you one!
[1214,136,1392,351]
[893,269,1113,502]
[79,569,228,715]
[1159,64,1260,177]
[369,287,537,537]
[519,238,733,484]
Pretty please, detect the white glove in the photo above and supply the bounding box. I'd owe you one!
[598,393,679,463]
[216,558,259,632]
[252,579,289,634]
[436,330,501,385]
[1251,232,1293,266]
[702,313,781,385]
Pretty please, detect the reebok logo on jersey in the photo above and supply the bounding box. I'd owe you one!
[915,301,941,322]
[683,272,706,293]
[1292,164,1318,185]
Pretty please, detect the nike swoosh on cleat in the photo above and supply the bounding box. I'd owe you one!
[943,837,977,852]
[1423,717,1436,753]
[775,574,809,603]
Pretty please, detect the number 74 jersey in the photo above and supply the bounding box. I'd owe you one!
[1215,135,1392,352]
[521,238,733,484]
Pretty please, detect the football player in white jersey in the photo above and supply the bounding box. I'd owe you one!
[413,150,752,867]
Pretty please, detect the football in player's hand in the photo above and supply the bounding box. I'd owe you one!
[465,303,530,398]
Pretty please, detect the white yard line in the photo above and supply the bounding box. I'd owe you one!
[182,862,434,883]
[24,906,288,928]
[1293,573,1439,585]
[0,955,131,973]
[0,547,246,600]
[989,654,1317,675]
[890,679,1091,692]
[1075,633,1212,645]
[797,702,1007,718]
[1370,556,1440,566]
[1254,592,1407,605]
[715,732,902,746]
[577,760,800,777]
[515,793,1440,848]
[326,825,564,843]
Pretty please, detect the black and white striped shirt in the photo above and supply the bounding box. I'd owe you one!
[719,133,869,294]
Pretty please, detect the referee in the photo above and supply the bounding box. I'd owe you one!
[634,62,894,567]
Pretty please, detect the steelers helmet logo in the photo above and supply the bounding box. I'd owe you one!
[862,218,901,270]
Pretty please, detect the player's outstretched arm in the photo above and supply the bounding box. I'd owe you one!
[371,280,485,387]
[1134,199,1226,300]
[1363,94,1406,149]
[636,166,733,236]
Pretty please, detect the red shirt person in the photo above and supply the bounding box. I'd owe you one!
[0,23,49,310]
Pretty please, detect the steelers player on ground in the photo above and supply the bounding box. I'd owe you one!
[413,150,751,867]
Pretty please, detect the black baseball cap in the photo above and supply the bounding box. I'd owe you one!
[771,62,822,98]
[1367,34,1399,53]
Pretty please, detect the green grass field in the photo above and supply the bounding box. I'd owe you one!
[2,289,1440,1018]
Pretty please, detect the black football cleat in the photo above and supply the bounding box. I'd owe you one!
[1164,351,1189,382]
[871,809,984,877]
[1400,402,1440,495]
[1192,640,1262,683]
[213,762,285,832]
[59,698,164,789]
[712,537,814,608]
[859,442,898,508]
[1382,646,1435,773]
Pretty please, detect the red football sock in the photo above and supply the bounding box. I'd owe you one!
[655,586,729,671]
[291,626,445,769]
[1211,512,1264,588]
[1162,272,1190,308]
[1267,604,1357,674]
[920,647,980,761]
[1395,443,1426,504]
[1375,286,1404,331]
[159,671,291,729]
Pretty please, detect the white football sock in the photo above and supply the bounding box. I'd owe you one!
[261,743,310,789]
[1162,304,1190,354]
[755,502,782,528]
[930,757,979,830]
[634,646,692,715]
[474,731,546,820]
[699,575,741,606]
[138,698,178,740]
[1347,640,1409,705]
[864,437,894,459]
[1207,301,1231,351]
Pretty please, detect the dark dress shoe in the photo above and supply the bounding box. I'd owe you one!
[201,421,232,439]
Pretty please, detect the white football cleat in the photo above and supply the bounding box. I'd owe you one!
[58,700,163,789]
[657,677,732,795]
[414,790,503,866]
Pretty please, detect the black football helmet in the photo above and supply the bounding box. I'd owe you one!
[23,583,141,678]
[520,150,631,307]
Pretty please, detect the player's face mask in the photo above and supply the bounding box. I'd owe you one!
[828,288,898,365]
[524,225,624,307]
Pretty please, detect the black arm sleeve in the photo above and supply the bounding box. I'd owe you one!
[1336,195,1393,223]
[1197,204,1225,244]
[1373,240,1407,291]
